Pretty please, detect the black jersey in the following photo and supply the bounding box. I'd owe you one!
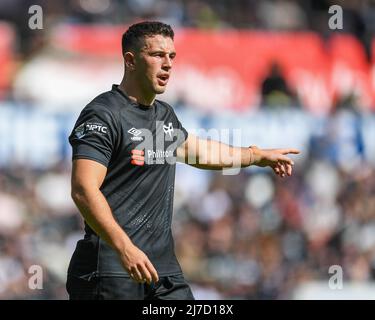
[68,85,188,278]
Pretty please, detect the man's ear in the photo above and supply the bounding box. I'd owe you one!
[124,52,136,70]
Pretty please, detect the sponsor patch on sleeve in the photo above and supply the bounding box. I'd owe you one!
[74,122,108,139]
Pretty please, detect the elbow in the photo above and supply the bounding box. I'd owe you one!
[71,182,90,204]
[71,187,82,204]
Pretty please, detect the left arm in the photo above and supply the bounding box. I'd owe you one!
[177,133,300,177]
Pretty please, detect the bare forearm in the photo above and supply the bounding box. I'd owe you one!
[72,187,132,254]
[191,139,252,170]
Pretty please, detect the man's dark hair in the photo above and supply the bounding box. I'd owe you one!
[122,21,174,55]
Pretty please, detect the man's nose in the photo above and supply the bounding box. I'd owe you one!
[162,56,172,69]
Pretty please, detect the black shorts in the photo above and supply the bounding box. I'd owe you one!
[66,274,195,300]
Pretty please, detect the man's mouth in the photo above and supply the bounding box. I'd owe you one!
[157,74,169,86]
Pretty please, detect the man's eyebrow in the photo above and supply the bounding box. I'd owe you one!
[149,50,176,55]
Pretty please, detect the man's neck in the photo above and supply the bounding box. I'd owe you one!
[118,79,155,106]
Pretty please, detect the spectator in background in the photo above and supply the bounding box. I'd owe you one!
[260,62,299,108]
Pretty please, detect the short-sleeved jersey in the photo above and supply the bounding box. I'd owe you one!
[68,84,188,278]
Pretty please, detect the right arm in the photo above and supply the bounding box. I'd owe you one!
[71,158,159,284]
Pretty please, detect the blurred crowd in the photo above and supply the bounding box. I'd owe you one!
[0,162,80,299]
[174,160,375,299]
[1,0,375,300]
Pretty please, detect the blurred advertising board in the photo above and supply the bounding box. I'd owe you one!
[0,104,374,170]
[12,26,375,114]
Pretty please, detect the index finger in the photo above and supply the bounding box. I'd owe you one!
[145,260,159,283]
[281,149,300,155]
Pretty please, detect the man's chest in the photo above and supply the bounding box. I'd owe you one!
[117,112,181,165]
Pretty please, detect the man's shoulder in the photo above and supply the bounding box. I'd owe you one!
[89,89,121,108]
[84,89,122,115]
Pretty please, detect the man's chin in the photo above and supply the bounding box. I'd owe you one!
[154,86,167,94]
